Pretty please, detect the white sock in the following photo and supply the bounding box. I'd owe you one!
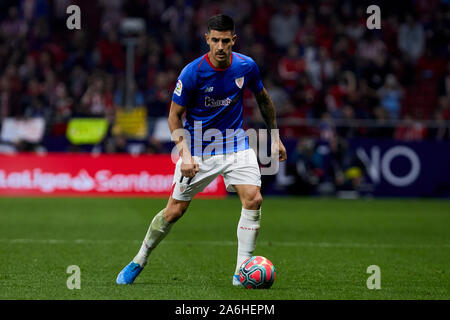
[133,209,173,267]
[234,208,261,275]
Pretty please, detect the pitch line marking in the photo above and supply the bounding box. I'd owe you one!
[0,238,449,248]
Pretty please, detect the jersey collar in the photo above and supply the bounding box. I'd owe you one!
[205,52,233,71]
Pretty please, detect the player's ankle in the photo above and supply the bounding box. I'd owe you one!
[132,254,148,267]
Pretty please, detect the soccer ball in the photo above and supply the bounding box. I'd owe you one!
[238,256,276,289]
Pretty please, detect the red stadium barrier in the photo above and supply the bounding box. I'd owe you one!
[0,153,227,198]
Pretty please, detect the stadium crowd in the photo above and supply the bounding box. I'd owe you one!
[0,0,449,194]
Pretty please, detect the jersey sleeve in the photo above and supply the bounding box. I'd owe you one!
[247,59,264,95]
[172,64,196,107]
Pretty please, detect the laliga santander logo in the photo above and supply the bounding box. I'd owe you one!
[0,168,96,193]
[71,170,96,191]
[0,168,188,193]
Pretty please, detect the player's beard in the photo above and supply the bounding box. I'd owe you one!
[214,50,230,67]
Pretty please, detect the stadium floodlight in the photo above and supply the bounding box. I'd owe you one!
[120,18,146,108]
[120,18,146,36]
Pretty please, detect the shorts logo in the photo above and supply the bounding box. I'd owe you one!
[235,76,244,89]
[180,185,185,192]
[174,80,182,96]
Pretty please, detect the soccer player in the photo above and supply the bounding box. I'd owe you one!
[116,14,287,286]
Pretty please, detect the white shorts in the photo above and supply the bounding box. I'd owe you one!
[172,148,261,201]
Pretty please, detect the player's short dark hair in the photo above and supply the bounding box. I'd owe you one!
[207,14,235,34]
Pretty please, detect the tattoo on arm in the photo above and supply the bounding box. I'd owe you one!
[255,88,277,130]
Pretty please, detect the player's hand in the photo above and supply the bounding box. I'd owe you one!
[278,140,287,162]
[181,155,199,178]
[272,139,287,162]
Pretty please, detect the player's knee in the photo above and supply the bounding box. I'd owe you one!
[164,207,184,223]
[244,192,263,210]
[164,204,188,223]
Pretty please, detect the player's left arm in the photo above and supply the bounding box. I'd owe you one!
[254,88,287,162]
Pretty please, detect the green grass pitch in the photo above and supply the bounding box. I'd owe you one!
[0,196,449,300]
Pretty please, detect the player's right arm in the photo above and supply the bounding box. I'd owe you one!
[168,100,199,178]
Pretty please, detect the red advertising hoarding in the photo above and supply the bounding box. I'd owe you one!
[0,153,227,197]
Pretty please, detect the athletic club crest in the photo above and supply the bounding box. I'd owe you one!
[235,76,244,89]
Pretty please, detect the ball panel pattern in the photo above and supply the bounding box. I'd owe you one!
[238,256,276,289]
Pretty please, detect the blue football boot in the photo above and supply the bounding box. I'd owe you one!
[233,274,242,287]
[116,261,143,284]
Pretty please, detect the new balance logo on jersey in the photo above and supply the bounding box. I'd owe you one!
[204,87,214,93]
[205,96,232,108]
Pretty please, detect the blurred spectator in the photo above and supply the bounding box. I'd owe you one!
[269,2,299,52]
[325,75,353,118]
[264,77,290,117]
[24,95,51,120]
[318,112,337,142]
[344,7,365,42]
[362,52,392,91]
[0,74,23,118]
[81,75,114,116]
[416,47,446,81]
[290,72,319,117]
[105,133,128,153]
[337,105,358,139]
[357,32,386,63]
[20,0,50,22]
[114,79,145,107]
[161,0,194,54]
[286,137,320,195]
[98,0,124,33]
[305,46,335,90]
[146,72,171,118]
[377,74,403,119]
[0,6,27,40]
[322,136,346,191]
[397,13,425,63]
[277,44,305,91]
[97,30,125,72]
[251,0,274,41]
[53,83,73,123]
